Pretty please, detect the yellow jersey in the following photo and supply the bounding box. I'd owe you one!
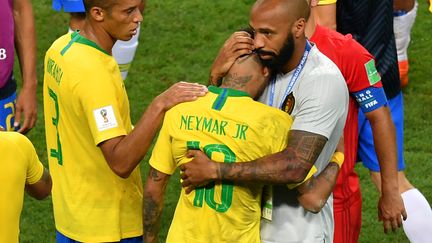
[0,132,44,243]
[43,32,142,242]
[149,86,293,243]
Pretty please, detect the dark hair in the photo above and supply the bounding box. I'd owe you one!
[83,0,115,13]
[239,27,255,39]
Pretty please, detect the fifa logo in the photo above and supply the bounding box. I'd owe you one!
[100,109,108,123]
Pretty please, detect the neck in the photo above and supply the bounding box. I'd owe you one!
[219,82,255,97]
[281,37,307,74]
[79,21,116,54]
[305,14,317,39]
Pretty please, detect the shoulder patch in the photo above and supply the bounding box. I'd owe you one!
[93,105,118,131]
[364,59,381,85]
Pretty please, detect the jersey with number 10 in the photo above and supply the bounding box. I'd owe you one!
[43,32,142,242]
[149,86,292,243]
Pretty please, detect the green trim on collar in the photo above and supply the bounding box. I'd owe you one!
[208,86,251,98]
[61,31,111,56]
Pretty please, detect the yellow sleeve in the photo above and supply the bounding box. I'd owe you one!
[318,0,337,5]
[73,72,127,146]
[20,135,44,185]
[287,165,318,189]
[148,111,176,175]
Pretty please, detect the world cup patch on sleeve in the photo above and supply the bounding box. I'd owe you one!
[93,105,118,131]
[364,59,381,85]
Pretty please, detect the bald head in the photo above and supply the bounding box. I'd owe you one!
[253,0,310,23]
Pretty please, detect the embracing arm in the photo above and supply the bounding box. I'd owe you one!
[100,82,207,178]
[13,0,38,133]
[216,130,326,183]
[180,130,327,192]
[143,167,170,243]
[297,136,344,213]
[366,106,407,232]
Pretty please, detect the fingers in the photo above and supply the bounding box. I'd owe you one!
[402,209,408,221]
[16,108,37,134]
[383,219,391,234]
[184,186,195,194]
[14,109,22,131]
[186,149,199,158]
[160,82,208,109]
[380,212,406,233]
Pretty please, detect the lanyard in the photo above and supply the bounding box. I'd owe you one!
[268,40,312,108]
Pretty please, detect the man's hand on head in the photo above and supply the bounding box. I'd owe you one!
[180,150,219,194]
[209,31,254,86]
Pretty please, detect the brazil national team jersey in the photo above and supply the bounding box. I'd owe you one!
[149,86,293,243]
[43,32,142,242]
[0,132,44,243]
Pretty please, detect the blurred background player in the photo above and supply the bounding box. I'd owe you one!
[0,128,52,243]
[393,0,418,88]
[337,0,432,242]
[52,0,145,80]
[0,0,38,133]
[306,0,407,242]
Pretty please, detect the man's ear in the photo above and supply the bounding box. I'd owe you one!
[262,66,270,78]
[293,18,306,38]
[310,0,319,7]
[89,7,105,22]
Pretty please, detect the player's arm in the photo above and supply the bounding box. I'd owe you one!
[25,168,52,200]
[354,84,407,232]
[143,167,170,243]
[296,136,344,213]
[13,0,38,133]
[365,105,407,232]
[180,130,326,193]
[99,82,207,178]
[208,31,254,86]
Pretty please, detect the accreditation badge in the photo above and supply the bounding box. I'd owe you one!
[261,185,273,221]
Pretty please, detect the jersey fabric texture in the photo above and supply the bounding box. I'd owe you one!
[52,0,85,12]
[310,24,387,243]
[259,44,349,243]
[337,0,401,99]
[0,132,44,243]
[0,0,14,88]
[43,31,142,242]
[149,86,292,243]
